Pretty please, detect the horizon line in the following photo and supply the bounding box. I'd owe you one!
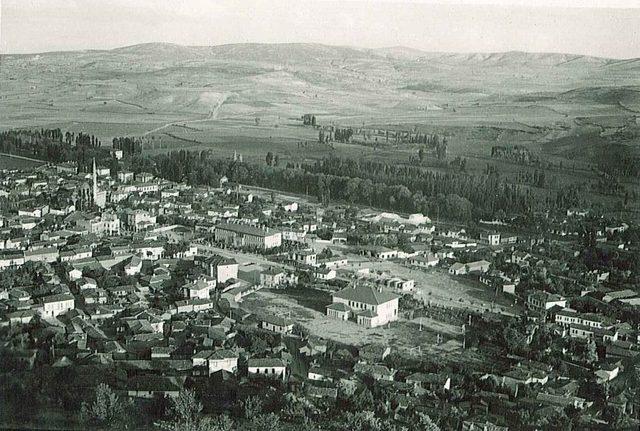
[2,41,638,61]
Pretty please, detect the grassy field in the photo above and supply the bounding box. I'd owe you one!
[0,154,45,170]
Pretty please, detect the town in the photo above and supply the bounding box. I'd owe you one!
[0,128,638,430]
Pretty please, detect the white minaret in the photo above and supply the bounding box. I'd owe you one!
[92,158,98,206]
[92,158,107,209]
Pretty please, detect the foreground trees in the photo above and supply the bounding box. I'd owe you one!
[158,389,234,431]
[80,384,134,429]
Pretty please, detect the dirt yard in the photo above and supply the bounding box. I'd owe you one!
[340,257,522,316]
[241,288,465,359]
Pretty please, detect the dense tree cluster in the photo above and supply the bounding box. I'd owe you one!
[112,137,143,157]
[395,132,444,145]
[135,150,590,221]
[318,128,354,143]
[595,140,640,178]
[0,129,72,164]
[435,138,447,160]
[0,129,111,172]
[515,169,547,188]
[302,114,316,126]
[333,128,353,143]
[491,145,539,165]
[265,152,279,167]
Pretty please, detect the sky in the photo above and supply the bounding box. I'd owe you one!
[1,0,640,58]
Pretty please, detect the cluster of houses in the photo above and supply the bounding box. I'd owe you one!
[0,158,639,429]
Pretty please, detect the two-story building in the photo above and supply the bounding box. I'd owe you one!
[291,249,317,267]
[214,223,282,250]
[327,284,399,328]
[527,291,567,311]
[260,315,294,334]
[185,279,210,300]
[40,293,75,318]
[202,254,238,284]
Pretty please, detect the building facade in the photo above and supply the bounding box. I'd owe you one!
[327,284,399,328]
[214,223,282,249]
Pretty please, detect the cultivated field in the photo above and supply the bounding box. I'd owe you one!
[1,43,638,209]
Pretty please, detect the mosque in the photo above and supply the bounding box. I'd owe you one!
[78,158,107,210]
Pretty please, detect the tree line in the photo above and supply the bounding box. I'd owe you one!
[135,150,588,221]
[491,145,540,166]
[319,128,354,144]
[0,129,111,171]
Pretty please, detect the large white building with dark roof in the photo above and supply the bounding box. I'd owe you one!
[214,223,281,249]
[327,284,400,328]
[40,293,75,318]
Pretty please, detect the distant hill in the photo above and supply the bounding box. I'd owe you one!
[111,42,198,58]
[108,42,375,64]
[371,46,430,60]
[558,86,640,108]
[1,41,639,137]
[15,42,635,67]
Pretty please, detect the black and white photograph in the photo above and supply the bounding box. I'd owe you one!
[0,0,639,429]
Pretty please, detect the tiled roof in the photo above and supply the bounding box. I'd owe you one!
[261,314,293,327]
[326,302,351,312]
[42,293,74,303]
[207,254,237,266]
[216,223,279,237]
[192,350,214,359]
[333,285,399,306]
[248,358,285,368]
[210,349,238,360]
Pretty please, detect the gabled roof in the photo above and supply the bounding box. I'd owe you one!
[192,350,214,359]
[207,254,237,267]
[248,358,285,368]
[354,362,395,377]
[332,285,399,306]
[188,279,209,291]
[209,349,238,360]
[261,314,293,327]
[42,293,74,304]
[326,302,351,312]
